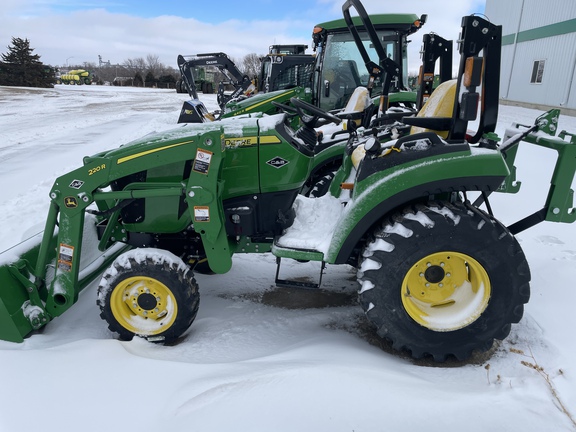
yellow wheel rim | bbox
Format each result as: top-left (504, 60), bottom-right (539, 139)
top-left (401, 252), bottom-right (491, 331)
top-left (110, 276), bottom-right (178, 336)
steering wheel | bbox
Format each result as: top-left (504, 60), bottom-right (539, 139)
top-left (290, 97), bottom-right (342, 127)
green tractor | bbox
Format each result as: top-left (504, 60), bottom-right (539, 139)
top-left (178, 7), bottom-right (426, 124)
top-left (0, 0), bottom-right (575, 362)
top-left (60, 69), bottom-right (93, 85)
top-left (178, 4), bottom-right (428, 196)
top-left (257, 44), bottom-right (315, 94)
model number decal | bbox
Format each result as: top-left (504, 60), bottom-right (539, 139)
top-left (88, 164), bottom-right (106, 175)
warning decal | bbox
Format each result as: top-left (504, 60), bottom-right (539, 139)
top-left (194, 206), bottom-right (210, 222)
top-left (58, 243), bottom-right (75, 272)
top-left (193, 148), bottom-right (213, 174)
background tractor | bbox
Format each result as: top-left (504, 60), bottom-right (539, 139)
top-left (0, 0), bottom-right (574, 363)
top-left (59, 69), bottom-right (93, 85)
top-left (175, 66), bottom-right (214, 95)
top-left (177, 9), bottom-right (426, 124)
top-left (176, 46), bottom-right (314, 113)
top-left (257, 44), bottom-right (315, 93)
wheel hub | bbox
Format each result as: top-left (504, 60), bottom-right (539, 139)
top-left (424, 265), bottom-right (445, 284)
top-left (136, 292), bottom-right (158, 310)
top-left (402, 251), bottom-right (491, 331)
top-left (110, 276), bottom-right (177, 335)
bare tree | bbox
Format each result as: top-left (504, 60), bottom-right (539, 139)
top-left (145, 54), bottom-right (162, 78)
top-left (78, 54), bottom-right (178, 86)
top-left (239, 53), bottom-right (262, 79)
top-left (123, 57), bottom-right (146, 75)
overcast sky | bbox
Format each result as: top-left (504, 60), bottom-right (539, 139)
top-left (2, 0), bottom-right (486, 74)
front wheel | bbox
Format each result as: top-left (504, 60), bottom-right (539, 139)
top-left (97, 248), bottom-right (199, 343)
top-left (357, 201), bottom-right (531, 362)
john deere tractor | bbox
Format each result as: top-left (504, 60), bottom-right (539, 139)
top-left (178, 3), bottom-right (428, 197)
top-left (0, 0), bottom-right (574, 362)
top-left (178, 6), bottom-right (426, 124)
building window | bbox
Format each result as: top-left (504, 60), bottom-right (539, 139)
top-left (530, 60), bottom-right (545, 84)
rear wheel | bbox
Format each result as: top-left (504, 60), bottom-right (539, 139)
top-left (97, 248), bottom-right (199, 343)
top-left (309, 171), bottom-right (336, 198)
top-left (357, 200), bottom-right (531, 361)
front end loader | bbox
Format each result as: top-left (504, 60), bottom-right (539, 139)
top-left (1, 1), bottom-right (574, 363)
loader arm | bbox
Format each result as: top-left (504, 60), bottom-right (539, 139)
top-left (178, 52), bottom-right (254, 108)
top-left (0, 125), bottom-right (231, 342)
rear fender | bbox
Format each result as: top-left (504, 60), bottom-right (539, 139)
top-left (326, 148), bottom-right (509, 264)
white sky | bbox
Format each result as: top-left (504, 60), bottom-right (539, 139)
top-left (1, 0), bottom-right (486, 73)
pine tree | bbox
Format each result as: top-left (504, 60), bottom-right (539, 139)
top-left (0, 37), bottom-right (55, 87)
top-left (144, 71), bottom-right (157, 88)
top-left (133, 72), bottom-right (144, 87)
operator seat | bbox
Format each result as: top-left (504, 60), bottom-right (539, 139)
top-left (350, 80), bottom-right (458, 169)
top-left (407, 79), bottom-right (458, 138)
top-left (338, 86), bottom-right (373, 127)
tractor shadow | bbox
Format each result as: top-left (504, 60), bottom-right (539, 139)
top-left (256, 284), bottom-right (496, 367)
top-left (260, 286), bottom-right (356, 309)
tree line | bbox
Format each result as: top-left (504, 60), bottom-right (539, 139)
top-left (1, 37), bottom-right (264, 89)
top-left (0, 37), bottom-right (56, 87)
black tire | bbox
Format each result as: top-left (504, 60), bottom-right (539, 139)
top-left (309, 171), bottom-right (336, 198)
top-left (357, 200), bottom-right (531, 362)
top-left (97, 248), bottom-right (199, 343)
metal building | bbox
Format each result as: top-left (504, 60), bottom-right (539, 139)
top-left (485, 0), bottom-right (576, 114)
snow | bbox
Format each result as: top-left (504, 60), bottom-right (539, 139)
top-left (414, 280), bottom-right (489, 331)
top-left (276, 194), bottom-right (345, 254)
top-left (1, 85), bottom-right (576, 431)
top-left (97, 247), bottom-right (189, 306)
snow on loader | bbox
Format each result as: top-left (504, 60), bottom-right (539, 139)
top-left (1, 1), bottom-right (575, 362)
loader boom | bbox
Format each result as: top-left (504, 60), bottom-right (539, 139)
top-left (177, 53), bottom-right (255, 108)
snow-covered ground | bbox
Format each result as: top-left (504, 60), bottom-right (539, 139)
top-left (0, 85), bottom-right (575, 431)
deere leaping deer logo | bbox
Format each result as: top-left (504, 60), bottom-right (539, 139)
top-left (64, 196), bottom-right (78, 208)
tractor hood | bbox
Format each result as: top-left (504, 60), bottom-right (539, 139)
top-left (84, 113), bottom-right (270, 166)
top-left (223, 87), bottom-right (308, 117)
